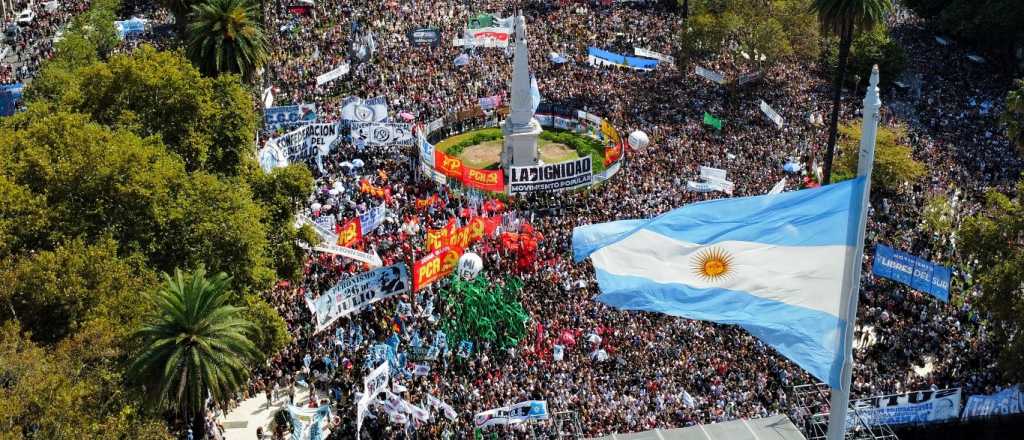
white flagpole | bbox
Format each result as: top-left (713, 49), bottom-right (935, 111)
top-left (826, 65), bottom-right (880, 440)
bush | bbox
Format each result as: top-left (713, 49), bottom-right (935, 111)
top-left (445, 128), bottom-right (502, 156)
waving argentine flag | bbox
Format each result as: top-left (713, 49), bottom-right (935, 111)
top-left (573, 178), bottom-right (867, 388)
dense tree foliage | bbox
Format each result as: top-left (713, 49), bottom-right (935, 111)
top-left (1, 23), bottom-right (307, 436)
top-left (29, 46), bottom-right (259, 174)
top-left (825, 27), bottom-right (906, 89)
top-left (960, 182), bottom-right (1024, 383)
top-left (677, 0), bottom-right (820, 67)
top-left (831, 122), bottom-right (925, 192)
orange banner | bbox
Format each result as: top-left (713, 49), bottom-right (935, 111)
top-left (413, 245), bottom-right (463, 291)
top-left (461, 167), bottom-right (505, 192)
top-left (359, 179), bottom-right (392, 201)
top-left (416, 194), bottom-right (441, 210)
top-left (336, 218), bottom-right (362, 247)
top-left (435, 151), bottom-right (465, 178)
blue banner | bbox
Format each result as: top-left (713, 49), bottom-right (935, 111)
top-left (358, 205), bottom-right (386, 235)
top-left (587, 47), bottom-right (658, 70)
top-left (264, 104), bottom-right (318, 129)
top-left (0, 83), bottom-right (24, 116)
top-left (962, 386), bottom-right (1024, 420)
top-left (872, 244), bottom-right (951, 302)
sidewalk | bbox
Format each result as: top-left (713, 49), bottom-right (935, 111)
top-left (219, 385), bottom-right (314, 439)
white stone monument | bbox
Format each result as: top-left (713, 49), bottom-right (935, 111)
top-left (500, 13), bottom-right (541, 174)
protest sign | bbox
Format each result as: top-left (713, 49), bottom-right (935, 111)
top-left (312, 265), bottom-right (411, 331)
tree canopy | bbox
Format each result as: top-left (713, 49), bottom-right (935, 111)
top-left (959, 181), bottom-right (1024, 383)
top-left (677, 0), bottom-right (820, 67)
top-left (1004, 79), bottom-right (1024, 155)
top-left (1, 40), bottom-right (307, 436)
top-left (831, 122), bottom-right (925, 192)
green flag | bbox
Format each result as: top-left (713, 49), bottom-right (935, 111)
top-left (468, 14), bottom-right (494, 29)
top-left (703, 112), bottom-right (723, 131)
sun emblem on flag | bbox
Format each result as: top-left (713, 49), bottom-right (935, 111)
top-left (691, 247), bottom-right (734, 282)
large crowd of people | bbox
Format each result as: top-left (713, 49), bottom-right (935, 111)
top-left (9, 0), bottom-right (1020, 438)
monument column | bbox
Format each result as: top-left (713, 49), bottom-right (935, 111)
top-left (501, 13), bottom-right (542, 175)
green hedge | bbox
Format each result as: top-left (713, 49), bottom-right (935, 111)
top-left (439, 127), bottom-right (607, 172)
top-left (540, 129), bottom-right (606, 172)
top-left (445, 128), bottom-right (502, 156)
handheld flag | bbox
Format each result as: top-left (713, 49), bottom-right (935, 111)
top-left (703, 112), bottom-right (723, 131)
top-left (573, 178), bottom-right (867, 388)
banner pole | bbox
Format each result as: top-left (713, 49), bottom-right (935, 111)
top-left (826, 65), bottom-right (880, 440)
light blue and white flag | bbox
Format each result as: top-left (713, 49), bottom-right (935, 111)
top-left (530, 75), bottom-right (541, 114)
top-left (573, 178), bottom-right (866, 388)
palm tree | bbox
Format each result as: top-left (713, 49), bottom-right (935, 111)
top-left (128, 267), bottom-right (261, 439)
top-left (186, 0), bottom-right (269, 81)
top-left (812, 0), bottom-right (892, 184)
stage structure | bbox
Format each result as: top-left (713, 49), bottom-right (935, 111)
top-left (500, 12), bottom-right (541, 174)
top-left (792, 383), bottom-right (898, 440)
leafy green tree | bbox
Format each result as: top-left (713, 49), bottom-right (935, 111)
top-left (187, 0), bottom-right (269, 81)
top-left (67, 0), bottom-right (121, 58)
top-left (0, 322), bottom-right (173, 439)
top-left (812, 0), bottom-right (892, 184)
top-left (129, 267), bottom-right (261, 438)
top-left (677, 0), bottom-right (819, 67)
top-left (28, 46), bottom-right (259, 175)
top-left (825, 26), bottom-right (906, 89)
top-left (0, 239), bottom-right (155, 345)
top-left (1004, 79), bottom-right (1024, 155)
top-left (960, 181), bottom-right (1024, 382)
top-left (831, 122), bottom-right (925, 192)
top-left (921, 193), bottom-right (955, 237)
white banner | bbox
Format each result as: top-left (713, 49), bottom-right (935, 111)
top-left (312, 243), bottom-right (382, 267)
top-left (474, 400), bottom-right (549, 428)
top-left (851, 388), bottom-right (961, 427)
top-left (759, 99), bottom-right (784, 129)
top-left (358, 205), bottom-right (387, 236)
top-left (700, 166), bottom-right (728, 182)
top-left (962, 386), bottom-right (1024, 419)
top-left (455, 27), bottom-right (512, 48)
top-left (694, 66), bottom-right (726, 85)
top-left (312, 264), bottom-right (411, 331)
top-left (304, 123), bottom-right (340, 157)
top-left (287, 405), bottom-right (331, 440)
top-left (509, 156), bottom-right (593, 194)
top-left (768, 178), bottom-right (787, 195)
top-left (634, 47), bottom-right (675, 64)
top-left (316, 63), bottom-right (350, 86)
top-left (417, 132), bottom-right (436, 168)
top-left (427, 393), bottom-right (457, 421)
top-left (341, 96), bottom-right (389, 123)
top-left (687, 179), bottom-right (733, 195)
top-left (364, 362), bottom-right (390, 400)
top-left (352, 122), bottom-right (415, 146)
top-left (425, 117), bottom-right (444, 135)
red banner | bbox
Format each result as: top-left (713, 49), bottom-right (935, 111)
top-left (435, 150), bottom-right (465, 178)
top-left (413, 245), bottom-right (463, 291)
top-left (336, 218), bottom-right (362, 247)
top-left (462, 167), bottom-right (505, 192)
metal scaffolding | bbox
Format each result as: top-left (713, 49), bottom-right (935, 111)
top-left (791, 383), bottom-right (899, 440)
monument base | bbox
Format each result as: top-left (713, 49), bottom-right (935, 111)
top-left (501, 118), bottom-right (542, 174)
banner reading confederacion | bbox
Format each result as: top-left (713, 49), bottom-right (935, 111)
top-left (872, 244), bottom-right (952, 302)
top-left (312, 264), bottom-right (411, 332)
top-left (509, 156), bottom-right (593, 194)
top-left (849, 388), bottom-right (961, 427)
